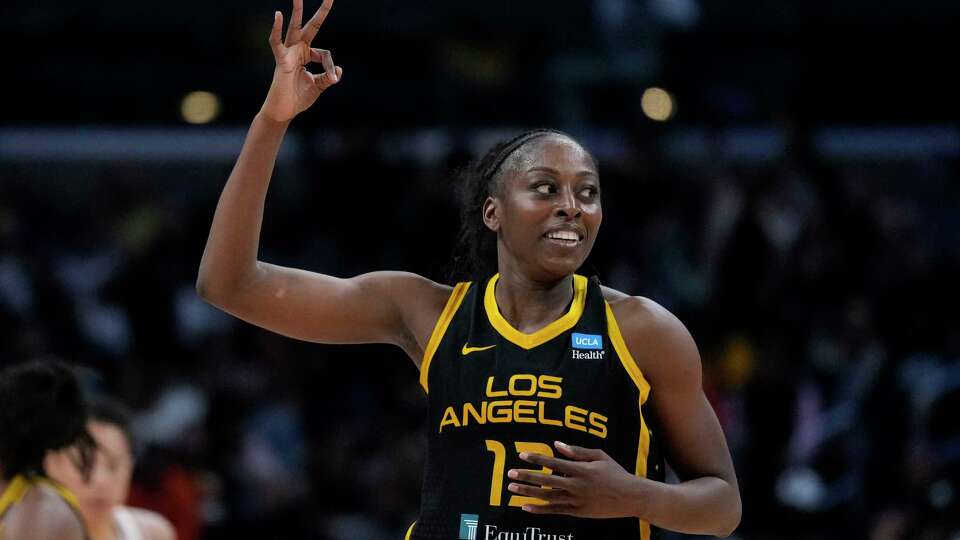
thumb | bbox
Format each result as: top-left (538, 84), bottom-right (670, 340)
top-left (554, 441), bottom-right (607, 461)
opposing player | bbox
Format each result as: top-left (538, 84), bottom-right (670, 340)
top-left (196, 0), bottom-right (741, 537)
top-left (0, 359), bottom-right (94, 540)
top-left (45, 398), bottom-right (177, 540)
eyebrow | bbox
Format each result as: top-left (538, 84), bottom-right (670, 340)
top-left (526, 166), bottom-right (598, 177)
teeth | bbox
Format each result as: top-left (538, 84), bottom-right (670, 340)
top-left (547, 230), bottom-right (579, 241)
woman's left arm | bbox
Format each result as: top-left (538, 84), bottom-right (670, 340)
top-left (619, 296), bottom-right (741, 536)
top-left (509, 296), bottom-right (741, 537)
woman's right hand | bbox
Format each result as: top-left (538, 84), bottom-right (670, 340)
top-left (260, 0), bottom-right (342, 123)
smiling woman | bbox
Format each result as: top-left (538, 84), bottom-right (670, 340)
top-left (195, 0), bottom-right (741, 538)
top-left (447, 129), bottom-right (601, 284)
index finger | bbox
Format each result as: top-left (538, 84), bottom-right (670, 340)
top-left (508, 468), bottom-right (572, 490)
top-left (519, 452), bottom-right (581, 476)
top-left (310, 49), bottom-right (337, 81)
top-left (302, 0), bottom-right (334, 45)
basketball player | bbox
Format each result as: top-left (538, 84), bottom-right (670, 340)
top-left (0, 359), bottom-right (94, 540)
top-left (196, 0), bottom-right (741, 537)
top-left (45, 398), bottom-right (177, 540)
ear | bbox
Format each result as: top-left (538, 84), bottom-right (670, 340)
top-left (482, 196), bottom-right (500, 232)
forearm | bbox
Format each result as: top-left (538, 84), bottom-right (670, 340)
top-left (632, 475), bottom-right (741, 537)
top-left (197, 112), bottom-right (290, 301)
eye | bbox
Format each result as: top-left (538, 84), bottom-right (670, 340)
top-left (580, 185), bottom-right (599, 198)
top-left (533, 182), bottom-right (556, 195)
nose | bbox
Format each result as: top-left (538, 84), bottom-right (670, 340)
top-left (555, 186), bottom-right (582, 219)
top-left (90, 466), bottom-right (110, 488)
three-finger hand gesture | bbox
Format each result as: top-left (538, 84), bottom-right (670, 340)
top-left (261, 0), bottom-right (342, 122)
top-left (506, 441), bottom-right (649, 519)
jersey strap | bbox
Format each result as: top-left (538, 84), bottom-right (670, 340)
top-left (0, 476), bottom-right (31, 519)
top-left (606, 300), bottom-right (657, 540)
top-left (420, 282), bottom-right (472, 393)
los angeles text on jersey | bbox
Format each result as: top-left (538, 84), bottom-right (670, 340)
top-left (483, 525), bottom-right (574, 540)
top-left (438, 374), bottom-right (608, 438)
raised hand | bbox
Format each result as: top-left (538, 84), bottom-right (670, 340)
top-left (506, 441), bottom-right (650, 519)
top-left (261, 0), bottom-right (342, 122)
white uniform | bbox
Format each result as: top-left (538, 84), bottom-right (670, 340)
top-left (114, 507), bottom-right (144, 540)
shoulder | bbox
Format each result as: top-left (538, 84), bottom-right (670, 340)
top-left (5, 485), bottom-right (85, 540)
top-left (357, 271), bottom-right (453, 336)
top-left (360, 271), bottom-right (453, 311)
top-left (601, 286), bottom-right (702, 388)
top-left (601, 285), bottom-right (688, 342)
top-left (346, 271), bottom-right (467, 364)
top-left (128, 506), bottom-right (177, 540)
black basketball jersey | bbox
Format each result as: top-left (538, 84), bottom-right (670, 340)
top-left (407, 274), bottom-right (665, 540)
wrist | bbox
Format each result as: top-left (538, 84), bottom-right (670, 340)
top-left (254, 109), bottom-right (292, 129)
top-left (624, 476), bottom-right (662, 521)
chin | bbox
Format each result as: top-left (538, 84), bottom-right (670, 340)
top-left (84, 502), bottom-right (114, 519)
top-left (536, 255), bottom-right (587, 280)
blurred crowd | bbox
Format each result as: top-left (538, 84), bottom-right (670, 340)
top-left (0, 125), bottom-right (957, 539)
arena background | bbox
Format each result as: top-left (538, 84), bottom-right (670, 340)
top-left (2, 0), bottom-right (958, 538)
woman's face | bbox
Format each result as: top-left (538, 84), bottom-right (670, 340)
top-left (485, 135), bottom-right (602, 280)
top-left (45, 420), bottom-right (133, 521)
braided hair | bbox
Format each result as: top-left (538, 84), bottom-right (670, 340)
top-left (449, 128), bottom-right (594, 282)
top-left (0, 359), bottom-right (95, 480)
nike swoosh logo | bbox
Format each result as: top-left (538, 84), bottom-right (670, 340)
top-left (461, 344), bottom-right (496, 356)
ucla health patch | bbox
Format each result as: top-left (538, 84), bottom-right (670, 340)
top-left (572, 333), bottom-right (603, 350)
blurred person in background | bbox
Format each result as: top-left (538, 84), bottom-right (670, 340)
top-left (0, 359), bottom-right (95, 540)
top-left (46, 397), bottom-right (177, 540)
top-left (196, 0), bottom-right (740, 538)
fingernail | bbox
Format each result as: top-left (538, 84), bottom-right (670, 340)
top-left (507, 483), bottom-right (517, 491)
top-left (555, 441), bottom-right (568, 449)
top-left (507, 469), bottom-right (518, 479)
top-left (519, 452), bottom-right (528, 460)
top-left (522, 505), bottom-right (533, 512)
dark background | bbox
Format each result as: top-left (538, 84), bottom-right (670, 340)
top-left (1, 1), bottom-right (958, 538)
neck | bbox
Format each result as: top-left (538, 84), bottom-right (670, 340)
top-left (87, 512), bottom-right (118, 540)
top-left (494, 268), bottom-right (574, 334)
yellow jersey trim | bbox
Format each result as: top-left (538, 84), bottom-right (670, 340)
top-left (36, 478), bottom-right (81, 511)
top-left (404, 521), bottom-right (416, 540)
top-left (0, 474), bottom-right (83, 520)
top-left (420, 282), bottom-right (472, 393)
top-left (484, 274), bottom-right (588, 350)
top-left (605, 302), bottom-right (651, 402)
top-left (605, 301), bottom-right (653, 540)
top-left (0, 476), bottom-right (30, 518)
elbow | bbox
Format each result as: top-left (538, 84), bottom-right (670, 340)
top-left (195, 266), bottom-right (231, 307)
top-left (196, 262), bottom-right (260, 308)
top-left (195, 269), bottom-right (217, 303)
top-left (714, 492), bottom-right (742, 538)
top-left (195, 275), bottom-right (212, 302)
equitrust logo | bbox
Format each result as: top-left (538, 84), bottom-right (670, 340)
top-left (571, 333), bottom-right (604, 360)
top-left (459, 514), bottom-right (479, 540)
top-left (458, 514), bottom-right (575, 540)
